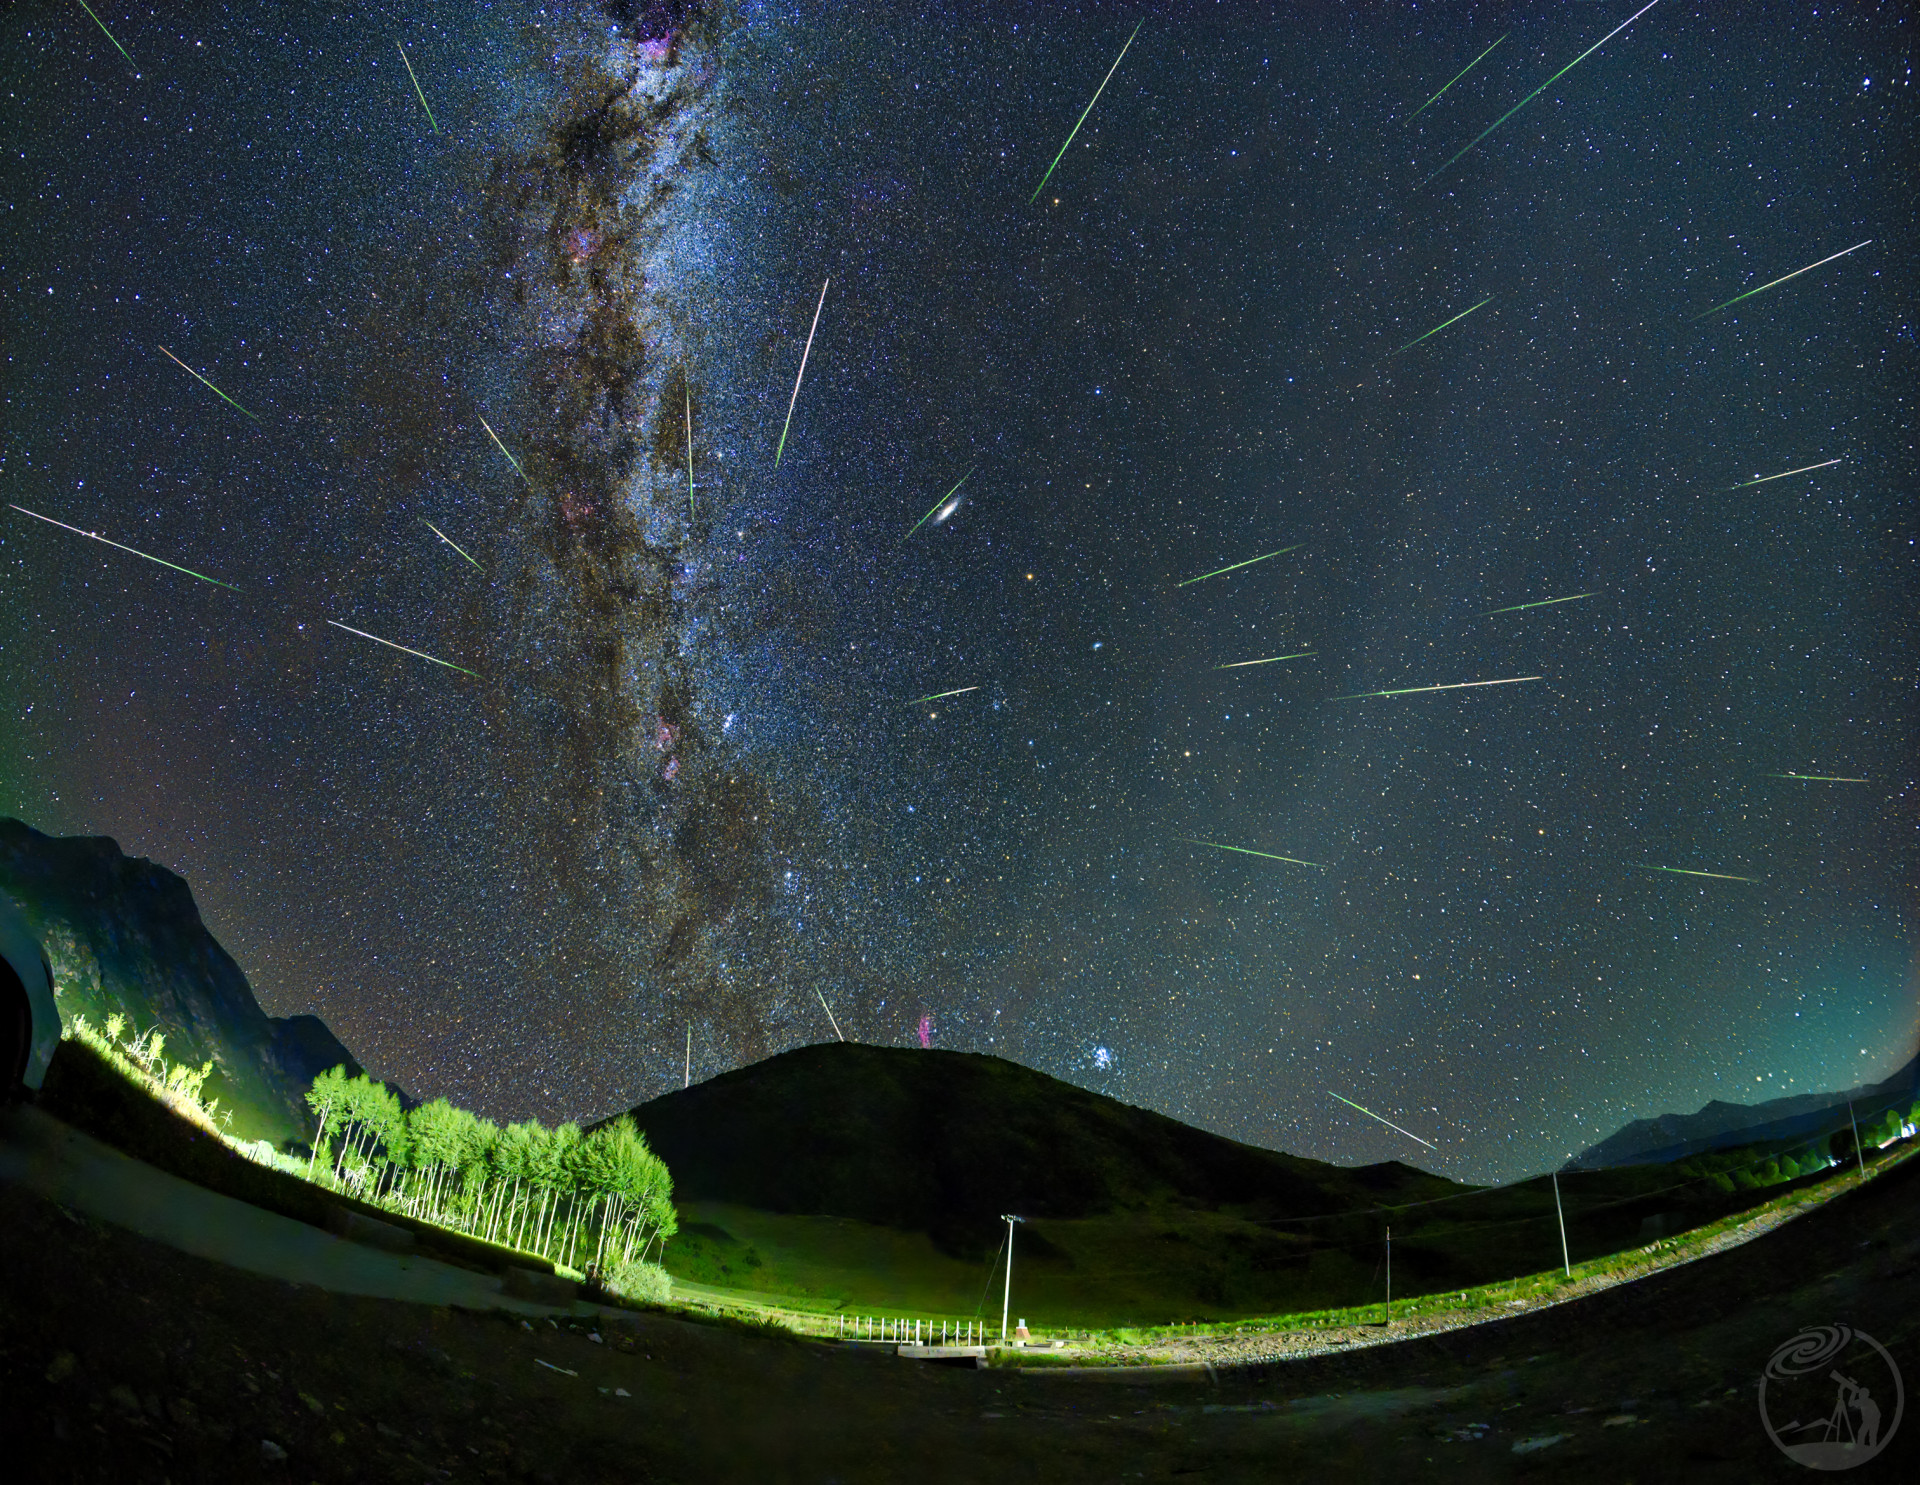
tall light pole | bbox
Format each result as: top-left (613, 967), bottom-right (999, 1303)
top-left (1000, 1214), bottom-right (1023, 1342)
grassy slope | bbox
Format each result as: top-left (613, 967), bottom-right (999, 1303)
top-left (640, 1044), bottom-right (1887, 1326)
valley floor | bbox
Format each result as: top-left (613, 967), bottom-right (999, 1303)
top-left (3, 1108), bottom-right (1917, 1481)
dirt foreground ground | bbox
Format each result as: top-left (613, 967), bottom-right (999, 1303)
top-left (2, 1118), bottom-right (1915, 1483)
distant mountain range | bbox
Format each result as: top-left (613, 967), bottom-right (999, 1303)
top-left (0, 819), bottom-right (360, 1144)
top-left (1564, 1052), bottom-right (1920, 1170)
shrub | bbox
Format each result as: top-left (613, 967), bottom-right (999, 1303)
top-left (606, 1260), bottom-right (673, 1304)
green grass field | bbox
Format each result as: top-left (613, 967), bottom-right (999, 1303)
top-left (658, 1135), bottom-right (1909, 1337)
top-left (663, 1140), bottom-right (1917, 1364)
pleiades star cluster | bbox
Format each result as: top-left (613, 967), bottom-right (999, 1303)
top-left (2, 1), bottom-right (1912, 1183)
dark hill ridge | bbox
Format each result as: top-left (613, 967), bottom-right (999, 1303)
top-left (615, 1041), bottom-right (1471, 1244)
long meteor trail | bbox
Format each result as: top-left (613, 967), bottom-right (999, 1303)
top-left (1425, 0), bottom-right (1664, 184)
top-left (1394, 295), bottom-right (1492, 355)
top-left (1486, 592), bottom-right (1593, 615)
top-left (478, 416), bottom-right (527, 482)
top-left (1693, 241), bottom-right (1872, 320)
top-left (1769, 772), bottom-right (1866, 784)
top-left (1329, 1092), bottom-right (1438, 1151)
top-left (1216, 650), bottom-right (1316, 670)
top-left (774, 277), bottom-right (829, 468)
top-left (905, 466), bottom-right (976, 539)
top-left (326, 620), bottom-right (477, 677)
top-left (1336, 675), bottom-right (1542, 700)
top-left (1729, 458), bottom-right (1842, 489)
top-left (1406, 34), bottom-right (1507, 121)
top-left (396, 42), bottom-right (440, 134)
top-left (1176, 544), bottom-right (1301, 587)
top-left (9, 504), bottom-right (239, 590)
top-left (685, 387), bottom-right (696, 521)
top-left (423, 519), bottom-right (482, 571)
top-left (1182, 838), bottom-right (1325, 870)
top-left (814, 987), bottom-right (845, 1042)
top-left (74, 0), bottom-right (136, 68)
top-left (158, 346), bottom-right (260, 423)
top-left (1030, 20), bottom-right (1144, 203)
top-left (1629, 864), bottom-right (1756, 883)
top-left (909, 686), bottom-right (979, 706)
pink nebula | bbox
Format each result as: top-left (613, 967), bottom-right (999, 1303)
top-left (917, 1014), bottom-right (932, 1049)
top-left (564, 226), bottom-right (602, 265)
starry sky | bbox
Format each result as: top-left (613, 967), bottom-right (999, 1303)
top-left (2, 1), bottom-right (1914, 1184)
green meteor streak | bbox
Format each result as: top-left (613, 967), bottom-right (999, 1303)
top-left (1406, 33), bottom-right (1508, 121)
top-left (478, 416), bottom-right (527, 483)
top-left (1181, 838), bottom-right (1325, 871)
top-left (422, 519), bottom-right (482, 571)
top-left (1216, 650), bottom-right (1316, 670)
top-left (10, 504), bottom-right (239, 590)
top-left (1393, 295), bottom-right (1493, 355)
top-left (396, 42), bottom-right (440, 134)
top-left (1693, 241), bottom-right (1872, 321)
top-left (1328, 1092), bottom-right (1438, 1151)
top-left (774, 277), bottom-right (830, 468)
top-left (1769, 772), bottom-right (1866, 784)
top-left (1176, 544), bottom-right (1302, 587)
top-left (909, 686), bottom-right (979, 706)
top-left (1629, 864), bottom-right (1756, 884)
top-left (905, 466), bottom-right (976, 540)
top-left (1485, 591), bottom-right (1593, 615)
top-left (326, 620), bottom-right (477, 677)
top-left (1730, 458), bottom-right (1842, 489)
top-left (1030, 21), bottom-right (1144, 204)
top-left (74, 0), bottom-right (136, 68)
top-left (1336, 675), bottom-right (1542, 700)
top-left (1425, 0), bottom-right (1665, 184)
top-left (158, 346), bottom-right (260, 423)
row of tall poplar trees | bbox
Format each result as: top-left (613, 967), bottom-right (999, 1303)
top-left (303, 1066), bottom-right (677, 1282)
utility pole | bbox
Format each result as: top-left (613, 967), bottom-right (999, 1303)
top-left (1848, 1100), bottom-right (1865, 1176)
top-left (1000, 1214), bottom-right (1023, 1342)
top-left (684, 1024), bottom-right (691, 1089)
top-left (1384, 1225), bottom-right (1392, 1324)
top-left (1552, 1171), bottom-right (1571, 1277)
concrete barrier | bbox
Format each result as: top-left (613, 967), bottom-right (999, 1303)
top-left (896, 1345), bottom-right (987, 1368)
top-left (324, 1205), bottom-right (417, 1253)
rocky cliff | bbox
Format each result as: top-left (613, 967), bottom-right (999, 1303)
top-left (0, 819), bottom-right (359, 1145)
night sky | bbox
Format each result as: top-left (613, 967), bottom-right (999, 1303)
top-left (3, 1), bottom-right (1914, 1183)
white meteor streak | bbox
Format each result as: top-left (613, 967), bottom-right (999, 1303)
top-left (774, 277), bottom-right (830, 468)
